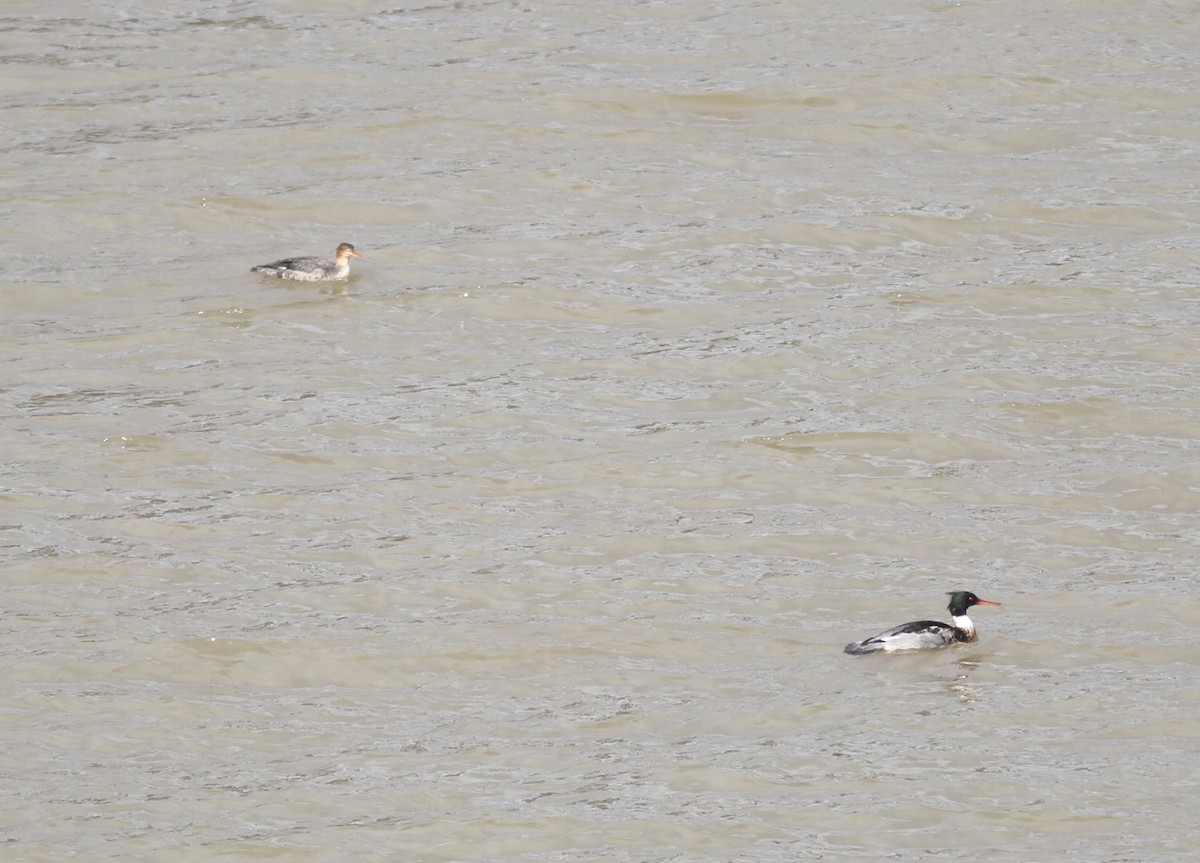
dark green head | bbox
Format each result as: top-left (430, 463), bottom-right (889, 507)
top-left (946, 591), bottom-right (1001, 617)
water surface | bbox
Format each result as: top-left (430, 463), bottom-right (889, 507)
top-left (4, 1), bottom-right (1200, 860)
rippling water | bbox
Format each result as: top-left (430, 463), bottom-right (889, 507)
top-left (4, 1), bottom-right (1200, 860)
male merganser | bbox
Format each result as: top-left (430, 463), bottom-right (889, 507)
top-left (844, 591), bottom-right (1001, 655)
top-left (251, 242), bottom-right (361, 281)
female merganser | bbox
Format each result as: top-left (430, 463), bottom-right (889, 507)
top-left (844, 591), bottom-right (1001, 655)
top-left (251, 242), bottom-right (361, 281)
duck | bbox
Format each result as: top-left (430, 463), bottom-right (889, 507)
top-left (844, 591), bottom-right (1001, 655)
top-left (251, 242), bottom-right (361, 281)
